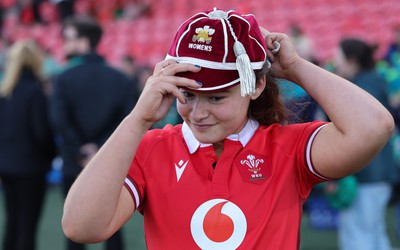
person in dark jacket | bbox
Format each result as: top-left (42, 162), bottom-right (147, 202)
top-left (0, 40), bottom-right (56, 250)
top-left (334, 38), bottom-right (399, 250)
top-left (50, 15), bottom-right (134, 250)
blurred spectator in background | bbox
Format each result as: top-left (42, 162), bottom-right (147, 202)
top-left (334, 38), bottom-right (399, 250)
top-left (53, 0), bottom-right (75, 21)
top-left (50, 15), bottom-right (134, 250)
top-left (136, 63), bottom-right (152, 91)
top-left (117, 55), bottom-right (181, 128)
top-left (42, 47), bottom-right (63, 79)
top-left (289, 24), bottom-right (316, 63)
top-left (279, 24), bottom-right (319, 123)
top-left (0, 40), bottom-right (56, 250)
top-left (119, 54), bottom-right (141, 101)
top-left (384, 24), bottom-right (400, 66)
top-left (119, 0), bottom-right (152, 20)
top-left (17, 0), bottom-right (44, 25)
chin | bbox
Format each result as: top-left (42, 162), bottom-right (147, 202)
top-left (194, 133), bottom-right (224, 145)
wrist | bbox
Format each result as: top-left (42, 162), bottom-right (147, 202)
top-left (124, 111), bottom-right (153, 133)
top-left (283, 57), bottom-right (311, 84)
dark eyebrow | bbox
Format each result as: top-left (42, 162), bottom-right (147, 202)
top-left (208, 90), bottom-right (231, 95)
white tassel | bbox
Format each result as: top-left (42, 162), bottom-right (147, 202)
top-left (234, 41), bottom-right (256, 97)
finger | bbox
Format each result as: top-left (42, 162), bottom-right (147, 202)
top-left (157, 75), bottom-right (203, 90)
top-left (173, 88), bottom-right (187, 104)
top-left (150, 79), bottom-right (188, 104)
top-left (157, 63), bottom-right (202, 77)
top-left (259, 26), bottom-right (270, 37)
top-left (271, 41), bottom-right (280, 54)
top-left (264, 33), bottom-right (280, 50)
top-left (154, 59), bottom-right (178, 73)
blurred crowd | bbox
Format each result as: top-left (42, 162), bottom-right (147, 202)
top-left (0, 1), bottom-right (400, 250)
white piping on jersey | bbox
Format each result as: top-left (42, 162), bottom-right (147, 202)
top-left (124, 177), bottom-right (140, 209)
top-left (306, 124), bottom-right (330, 180)
top-left (182, 119), bottom-right (259, 154)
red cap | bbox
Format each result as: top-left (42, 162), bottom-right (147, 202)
top-left (166, 8), bottom-right (267, 92)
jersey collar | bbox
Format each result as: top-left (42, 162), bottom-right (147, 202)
top-left (182, 119), bottom-right (259, 154)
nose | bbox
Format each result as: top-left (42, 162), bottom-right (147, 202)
top-left (190, 98), bottom-right (209, 121)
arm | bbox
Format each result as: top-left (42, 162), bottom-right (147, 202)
top-left (262, 30), bottom-right (395, 179)
top-left (62, 60), bottom-right (201, 243)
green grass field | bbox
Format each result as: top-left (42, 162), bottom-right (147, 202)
top-left (0, 186), bottom-right (399, 250)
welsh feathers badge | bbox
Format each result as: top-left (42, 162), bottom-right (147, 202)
top-left (235, 150), bottom-right (270, 184)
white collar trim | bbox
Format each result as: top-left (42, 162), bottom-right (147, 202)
top-left (182, 119), bottom-right (259, 154)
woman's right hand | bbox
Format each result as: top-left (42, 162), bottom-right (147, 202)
top-left (259, 27), bottom-right (303, 81)
top-left (131, 59), bottom-right (202, 127)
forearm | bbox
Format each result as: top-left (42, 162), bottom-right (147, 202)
top-left (288, 58), bottom-right (394, 177)
top-left (288, 58), bottom-right (393, 137)
top-left (62, 112), bottom-right (151, 241)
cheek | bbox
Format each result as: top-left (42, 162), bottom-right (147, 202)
top-left (218, 99), bottom-right (250, 121)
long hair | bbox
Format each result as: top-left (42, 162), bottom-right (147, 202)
top-left (0, 40), bottom-right (46, 97)
top-left (249, 63), bottom-right (288, 126)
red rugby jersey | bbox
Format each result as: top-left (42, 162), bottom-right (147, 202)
top-left (124, 119), bottom-right (328, 249)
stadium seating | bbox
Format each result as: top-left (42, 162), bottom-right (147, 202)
top-left (1, 0), bottom-right (399, 66)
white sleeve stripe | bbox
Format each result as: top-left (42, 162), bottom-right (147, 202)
top-left (124, 178), bottom-right (140, 209)
top-left (306, 124), bottom-right (330, 180)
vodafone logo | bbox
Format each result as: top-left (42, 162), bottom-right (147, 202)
top-left (190, 199), bottom-right (247, 250)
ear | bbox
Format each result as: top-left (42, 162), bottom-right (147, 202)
top-left (250, 76), bottom-right (266, 100)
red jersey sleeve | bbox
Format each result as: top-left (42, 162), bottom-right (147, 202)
top-left (292, 121), bottom-right (331, 197)
top-left (123, 129), bottom-right (161, 213)
top-left (124, 124), bottom-right (180, 213)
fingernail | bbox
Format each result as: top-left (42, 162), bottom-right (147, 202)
top-left (194, 64), bottom-right (201, 68)
top-left (196, 81), bottom-right (203, 86)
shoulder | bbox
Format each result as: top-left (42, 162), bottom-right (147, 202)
top-left (258, 121), bottom-right (326, 136)
top-left (255, 121), bottom-right (327, 148)
top-left (136, 124), bottom-right (183, 158)
top-left (142, 124), bottom-right (183, 146)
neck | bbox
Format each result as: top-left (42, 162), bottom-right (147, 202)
top-left (213, 143), bottom-right (224, 158)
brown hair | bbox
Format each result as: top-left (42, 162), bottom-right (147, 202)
top-left (249, 63), bottom-right (288, 126)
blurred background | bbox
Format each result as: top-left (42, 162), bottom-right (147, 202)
top-left (1, 0), bottom-right (400, 249)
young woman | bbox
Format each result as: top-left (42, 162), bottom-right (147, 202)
top-left (62, 9), bottom-right (394, 249)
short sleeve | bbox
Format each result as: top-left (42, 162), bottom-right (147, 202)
top-left (123, 125), bottom-right (180, 213)
top-left (124, 132), bottom-right (153, 213)
top-left (294, 121), bottom-right (331, 197)
top-left (124, 156), bottom-right (145, 213)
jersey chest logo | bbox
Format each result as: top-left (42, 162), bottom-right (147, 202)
top-left (175, 159), bottom-right (189, 181)
top-left (235, 150), bottom-right (270, 184)
top-left (190, 199), bottom-right (247, 249)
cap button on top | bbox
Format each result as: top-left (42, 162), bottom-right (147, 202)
top-left (208, 9), bottom-right (228, 19)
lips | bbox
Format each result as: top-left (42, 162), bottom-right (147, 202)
top-left (192, 123), bottom-right (213, 131)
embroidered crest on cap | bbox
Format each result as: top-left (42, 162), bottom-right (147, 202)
top-left (192, 26), bottom-right (215, 44)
